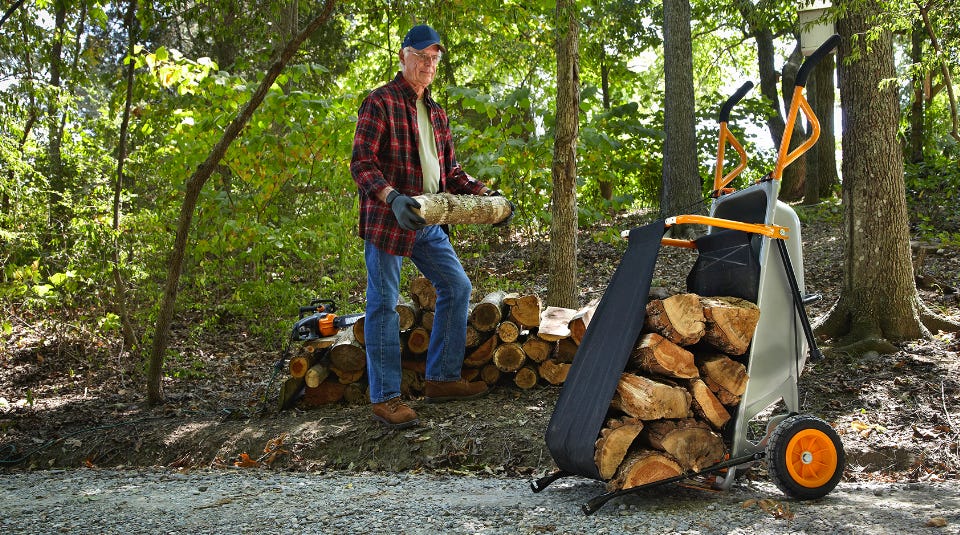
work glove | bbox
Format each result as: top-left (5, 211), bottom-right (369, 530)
top-left (487, 190), bottom-right (515, 228)
top-left (386, 190), bottom-right (426, 231)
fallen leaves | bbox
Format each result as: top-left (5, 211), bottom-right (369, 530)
top-left (743, 498), bottom-right (795, 520)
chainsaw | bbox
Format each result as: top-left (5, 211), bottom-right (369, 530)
top-left (290, 299), bottom-right (364, 341)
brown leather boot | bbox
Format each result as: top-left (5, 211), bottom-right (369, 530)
top-left (424, 379), bottom-right (489, 403)
top-left (371, 397), bottom-right (419, 429)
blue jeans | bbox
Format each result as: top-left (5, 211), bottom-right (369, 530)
top-left (364, 226), bottom-right (472, 404)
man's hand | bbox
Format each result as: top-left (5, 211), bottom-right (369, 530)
top-left (487, 190), bottom-right (515, 228)
top-left (387, 190), bottom-right (426, 231)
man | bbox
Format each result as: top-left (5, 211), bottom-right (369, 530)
top-left (350, 24), bottom-right (514, 429)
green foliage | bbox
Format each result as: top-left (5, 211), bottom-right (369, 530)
top-left (905, 155), bottom-right (960, 244)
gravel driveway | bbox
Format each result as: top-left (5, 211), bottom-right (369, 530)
top-left (1, 469), bottom-right (958, 534)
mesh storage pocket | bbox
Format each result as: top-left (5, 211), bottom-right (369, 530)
top-left (686, 229), bottom-right (761, 303)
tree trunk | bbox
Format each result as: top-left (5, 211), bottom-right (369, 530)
top-left (778, 46), bottom-right (808, 202)
top-left (147, 0), bottom-right (338, 405)
top-left (660, 0), bottom-right (700, 238)
top-left (908, 22), bottom-right (925, 164)
top-left (548, 0), bottom-right (580, 309)
top-left (805, 52), bottom-right (839, 202)
top-left (46, 0), bottom-right (67, 244)
top-left (817, 2), bottom-right (959, 351)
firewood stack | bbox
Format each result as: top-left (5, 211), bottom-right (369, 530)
top-left (597, 293), bottom-right (760, 492)
top-left (281, 277), bottom-right (601, 410)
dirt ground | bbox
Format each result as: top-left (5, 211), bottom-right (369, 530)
top-left (2, 212), bottom-right (959, 490)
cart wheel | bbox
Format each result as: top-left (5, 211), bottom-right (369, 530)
top-left (767, 414), bottom-right (845, 500)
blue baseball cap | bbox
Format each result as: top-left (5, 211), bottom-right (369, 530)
top-left (402, 24), bottom-right (447, 53)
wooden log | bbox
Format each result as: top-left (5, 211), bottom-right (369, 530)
top-left (297, 380), bottom-right (345, 408)
top-left (396, 299), bottom-right (421, 331)
top-left (461, 367), bottom-right (480, 382)
top-left (569, 299), bottom-right (599, 344)
top-left (304, 362), bottom-right (331, 388)
top-left (496, 320), bottom-right (521, 343)
top-left (521, 335), bottom-right (553, 363)
top-left (331, 366), bottom-right (365, 385)
top-left (410, 276), bottom-right (437, 311)
top-left (555, 338), bottom-right (579, 364)
top-left (411, 192), bottom-right (513, 226)
top-left (513, 366), bottom-right (539, 390)
top-left (329, 327), bottom-right (366, 373)
top-left (643, 418), bottom-right (727, 472)
top-left (405, 326), bottom-right (431, 355)
top-left (688, 378), bottom-right (731, 430)
top-left (401, 358), bottom-right (426, 375)
top-left (352, 316), bottom-right (365, 346)
top-left (696, 353), bottom-right (748, 396)
top-left (607, 450), bottom-right (683, 491)
top-left (645, 293), bottom-right (705, 346)
top-left (480, 363), bottom-right (501, 385)
top-left (288, 350), bottom-right (318, 379)
top-left (343, 382), bottom-right (366, 404)
top-left (703, 376), bottom-right (741, 406)
top-left (504, 293), bottom-right (541, 327)
top-left (492, 342), bottom-right (526, 372)
top-left (700, 296), bottom-right (761, 355)
top-left (470, 290), bottom-right (507, 332)
top-left (628, 333), bottom-right (699, 379)
top-left (463, 334), bottom-right (498, 367)
top-left (611, 373), bottom-right (692, 421)
top-left (465, 324), bottom-right (483, 348)
top-left (594, 416), bottom-right (644, 480)
top-left (537, 359), bottom-right (571, 385)
top-left (421, 310), bottom-right (434, 331)
top-left (278, 376), bottom-right (305, 411)
top-left (538, 306), bottom-right (576, 341)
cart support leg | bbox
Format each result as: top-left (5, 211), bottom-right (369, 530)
top-left (775, 239), bottom-right (823, 362)
top-left (530, 470), bottom-right (572, 492)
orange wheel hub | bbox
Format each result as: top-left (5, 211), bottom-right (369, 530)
top-left (785, 428), bottom-right (839, 488)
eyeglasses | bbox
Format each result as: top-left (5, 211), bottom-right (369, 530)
top-left (408, 50), bottom-right (442, 65)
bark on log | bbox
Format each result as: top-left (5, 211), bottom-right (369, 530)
top-left (465, 325), bottom-right (483, 348)
top-left (496, 320), bottom-right (521, 343)
top-left (538, 306), bottom-right (576, 341)
top-left (396, 299), bottom-right (421, 331)
top-left (411, 192), bottom-right (513, 226)
top-left (611, 373), bottom-right (692, 420)
top-left (401, 368), bottom-right (424, 396)
top-left (513, 366), bottom-right (539, 390)
top-left (331, 366), bottom-right (364, 385)
top-left (628, 333), bottom-right (699, 379)
top-left (504, 293), bottom-right (541, 327)
top-left (555, 338), bottom-right (579, 363)
top-left (594, 416), bottom-right (644, 480)
top-left (298, 380), bottom-right (345, 408)
top-left (470, 290), bottom-right (507, 332)
top-left (521, 335), bottom-right (553, 363)
top-left (696, 353), bottom-right (748, 396)
top-left (421, 310), bottom-right (434, 331)
top-left (461, 367), bottom-right (480, 382)
top-left (645, 293), bottom-right (705, 346)
top-left (492, 342), bottom-right (526, 372)
top-left (410, 277), bottom-right (437, 311)
top-left (463, 334), bottom-right (498, 367)
top-left (329, 327), bottom-right (366, 373)
top-left (607, 450), bottom-right (683, 491)
top-left (569, 299), bottom-right (598, 344)
top-left (643, 418), bottom-right (726, 472)
top-left (538, 359), bottom-right (571, 385)
top-left (688, 378), bottom-right (731, 429)
top-left (304, 362), bottom-right (331, 388)
top-left (343, 382), bottom-right (366, 404)
top-left (700, 296), bottom-right (761, 355)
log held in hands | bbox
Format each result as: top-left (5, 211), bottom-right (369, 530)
top-left (412, 193), bottom-right (512, 226)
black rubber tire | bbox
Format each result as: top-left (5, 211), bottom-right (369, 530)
top-left (767, 414), bottom-right (845, 500)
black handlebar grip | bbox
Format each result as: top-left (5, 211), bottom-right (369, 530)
top-left (795, 34), bottom-right (840, 88)
top-left (719, 81), bottom-right (754, 123)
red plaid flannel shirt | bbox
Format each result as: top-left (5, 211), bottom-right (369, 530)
top-left (350, 72), bottom-right (487, 257)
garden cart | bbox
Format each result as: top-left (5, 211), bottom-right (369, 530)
top-left (532, 35), bottom-right (845, 515)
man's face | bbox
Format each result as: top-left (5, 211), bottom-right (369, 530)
top-left (400, 44), bottom-right (442, 91)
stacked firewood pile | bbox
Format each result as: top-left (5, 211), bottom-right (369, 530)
top-left (597, 293), bottom-right (760, 492)
top-left (278, 277), bottom-right (598, 410)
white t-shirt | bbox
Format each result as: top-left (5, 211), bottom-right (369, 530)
top-left (417, 98), bottom-right (441, 194)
